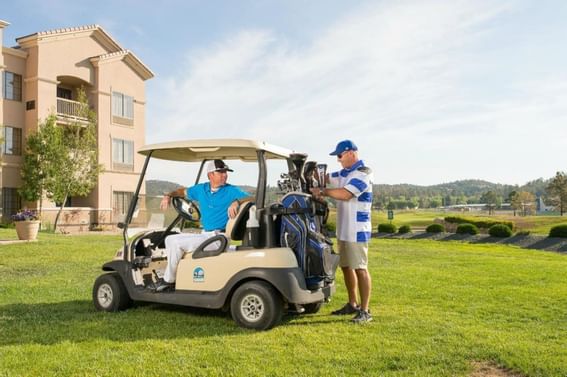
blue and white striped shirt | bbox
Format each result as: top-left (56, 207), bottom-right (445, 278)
top-left (328, 160), bottom-right (373, 243)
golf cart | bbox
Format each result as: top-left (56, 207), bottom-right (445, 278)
top-left (93, 139), bottom-right (339, 330)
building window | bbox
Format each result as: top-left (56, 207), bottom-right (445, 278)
top-left (113, 191), bottom-right (133, 217)
top-left (2, 188), bottom-right (21, 222)
top-left (112, 92), bottom-right (134, 125)
top-left (2, 127), bottom-right (22, 156)
top-left (4, 71), bottom-right (22, 101)
top-left (112, 139), bottom-right (134, 170)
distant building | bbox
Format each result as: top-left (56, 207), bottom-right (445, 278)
top-left (0, 21), bottom-right (153, 230)
top-left (536, 196), bottom-right (554, 213)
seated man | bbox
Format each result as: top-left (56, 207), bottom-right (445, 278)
top-left (156, 159), bottom-right (252, 291)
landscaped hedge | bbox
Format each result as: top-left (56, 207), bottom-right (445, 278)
top-left (549, 224), bottom-right (567, 238)
top-left (489, 224), bottom-right (512, 237)
top-left (426, 223), bottom-right (445, 233)
top-left (378, 223), bottom-right (397, 233)
top-left (398, 225), bottom-right (411, 234)
top-left (456, 223), bottom-right (479, 235)
top-left (444, 216), bottom-right (514, 230)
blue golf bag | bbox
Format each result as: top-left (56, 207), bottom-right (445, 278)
top-left (279, 192), bottom-right (339, 289)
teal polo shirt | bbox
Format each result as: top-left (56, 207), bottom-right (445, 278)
top-left (186, 183), bottom-right (249, 231)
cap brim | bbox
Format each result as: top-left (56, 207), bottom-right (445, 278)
top-left (215, 168), bottom-right (234, 172)
top-left (329, 150), bottom-right (339, 156)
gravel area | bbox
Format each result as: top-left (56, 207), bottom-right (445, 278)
top-left (375, 232), bottom-right (567, 253)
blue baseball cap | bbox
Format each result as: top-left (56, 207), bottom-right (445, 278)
top-left (329, 140), bottom-right (358, 156)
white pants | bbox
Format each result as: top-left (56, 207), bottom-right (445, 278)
top-left (163, 231), bottom-right (218, 283)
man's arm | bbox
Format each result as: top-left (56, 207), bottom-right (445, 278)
top-left (228, 196), bottom-right (254, 218)
top-left (311, 187), bottom-right (353, 201)
top-left (160, 187), bottom-right (187, 210)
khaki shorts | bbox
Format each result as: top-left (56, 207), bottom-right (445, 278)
top-left (337, 240), bottom-right (368, 269)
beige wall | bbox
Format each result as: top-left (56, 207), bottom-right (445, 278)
top-left (1, 24), bottom-right (152, 228)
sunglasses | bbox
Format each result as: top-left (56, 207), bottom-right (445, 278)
top-left (337, 151), bottom-right (350, 159)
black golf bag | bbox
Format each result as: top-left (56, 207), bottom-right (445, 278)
top-left (279, 192), bottom-right (339, 289)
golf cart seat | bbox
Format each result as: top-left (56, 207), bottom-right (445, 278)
top-left (225, 201), bottom-right (254, 241)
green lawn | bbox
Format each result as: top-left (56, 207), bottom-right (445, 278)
top-left (1, 229), bottom-right (566, 376)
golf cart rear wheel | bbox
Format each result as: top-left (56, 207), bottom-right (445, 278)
top-left (93, 273), bottom-right (132, 312)
top-left (302, 302), bottom-right (322, 314)
top-left (230, 281), bottom-right (283, 330)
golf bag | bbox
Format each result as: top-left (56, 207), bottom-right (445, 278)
top-left (279, 192), bottom-right (339, 288)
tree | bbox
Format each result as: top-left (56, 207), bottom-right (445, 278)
top-left (20, 88), bottom-right (103, 231)
top-left (480, 191), bottom-right (501, 215)
top-left (547, 171), bottom-right (567, 216)
top-left (510, 191), bottom-right (536, 216)
top-left (20, 114), bottom-right (62, 222)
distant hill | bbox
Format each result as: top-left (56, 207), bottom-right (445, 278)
top-left (147, 177), bottom-right (552, 209)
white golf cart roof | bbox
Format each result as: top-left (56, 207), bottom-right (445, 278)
top-left (138, 139), bottom-right (294, 162)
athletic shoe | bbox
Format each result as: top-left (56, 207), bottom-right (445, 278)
top-left (331, 302), bottom-right (360, 315)
top-left (351, 310), bottom-right (373, 324)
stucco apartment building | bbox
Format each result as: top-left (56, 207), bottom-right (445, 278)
top-left (0, 21), bottom-right (153, 230)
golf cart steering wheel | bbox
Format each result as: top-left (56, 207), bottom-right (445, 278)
top-left (171, 197), bottom-right (201, 222)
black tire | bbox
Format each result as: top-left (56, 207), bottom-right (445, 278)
top-left (302, 302), bottom-right (322, 314)
top-left (230, 281), bottom-right (283, 330)
top-left (93, 273), bottom-right (132, 312)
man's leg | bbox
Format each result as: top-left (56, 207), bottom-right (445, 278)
top-left (163, 233), bottom-right (213, 283)
top-left (342, 266), bottom-right (358, 306)
top-left (355, 268), bottom-right (371, 312)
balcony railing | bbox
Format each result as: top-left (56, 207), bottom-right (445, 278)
top-left (57, 98), bottom-right (88, 121)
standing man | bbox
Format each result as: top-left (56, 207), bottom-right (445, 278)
top-left (156, 159), bottom-right (252, 292)
top-left (311, 140), bottom-right (373, 323)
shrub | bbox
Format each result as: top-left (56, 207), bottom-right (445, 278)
top-left (426, 223), bottom-right (445, 233)
top-left (444, 216), bottom-right (514, 231)
top-left (456, 223), bottom-right (479, 235)
top-left (489, 224), bottom-right (512, 237)
top-left (378, 223), bottom-right (397, 233)
top-left (549, 224), bottom-right (567, 238)
top-left (398, 225), bottom-right (411, 234)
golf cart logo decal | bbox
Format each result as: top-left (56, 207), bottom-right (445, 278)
top-left (193, 267), bottom-right (205, 282)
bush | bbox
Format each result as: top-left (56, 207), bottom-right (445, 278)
top-left (456, 223), bottom-right (479, 235)
top-left (444, 216), bottom-right (514, 231)
top-left (549, 224), bottom-right (567, 238)
top-left (378, 223), bottom-right (397, 233)
top-left (426, 223), bottom-right (445, 233)
top-left (489, 224), bottom-right (512, 237)
top-left (398, 225), bottom-right (411, 234)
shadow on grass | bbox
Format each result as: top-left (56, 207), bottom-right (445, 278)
top-left (0, 300), bottom-right (247, 345)
top-left (0, 300), bottom-right (333, 345)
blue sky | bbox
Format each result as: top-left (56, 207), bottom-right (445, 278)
top-left (3, 0), bottom-right (567, 186)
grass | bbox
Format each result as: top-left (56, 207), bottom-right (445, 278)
top-left (0, 229), bottom-right (566, 376)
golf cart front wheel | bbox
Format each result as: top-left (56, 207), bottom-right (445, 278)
top-left (93, 273), bottom-right (132, 312)
top-left (230, 281), bottom-right (283, 330)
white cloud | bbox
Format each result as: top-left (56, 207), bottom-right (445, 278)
top-left (147, 0), bottom-right (567, 185)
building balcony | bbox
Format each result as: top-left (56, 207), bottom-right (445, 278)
top-left (56, 98), bottom-right (89, 123)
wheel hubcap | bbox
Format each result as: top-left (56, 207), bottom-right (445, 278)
top-left (97, 283), bottom-right (113, 309)
top-left (240, 293), bottom-right (264, 322)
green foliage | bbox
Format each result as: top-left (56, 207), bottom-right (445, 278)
top-left (456, 223), bottom-right (479, 235)
top-left (516, 230), bottom-right (531, 236)
top-left (426, 223), bottom-right (445, 233)
top-left (377, 223), bottom-right (397, 233)
top-left (444, 216), bottom-right (514, 230)
top-left (398, 225), bottom-right (411, 234)
top-left (488, 224), bottom-right (512, 237)
top-left (21, 88), bottom-right (103, 231)
top-left (546, 171), bottom-right (567, 215)
top-left (549, 224), bottom-right (567, 238)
